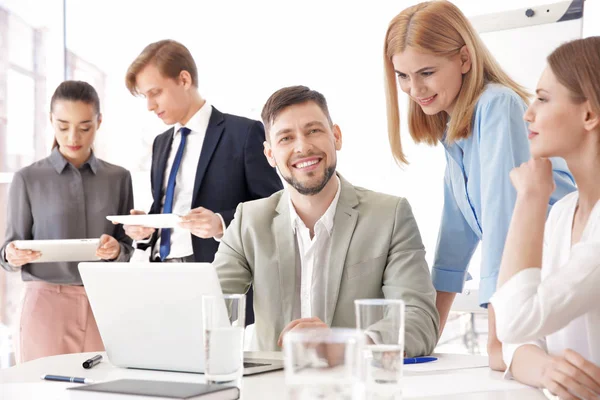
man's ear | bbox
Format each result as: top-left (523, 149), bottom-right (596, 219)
top-left (460, 45), bottom-right (472, 75)
top-left (96, 113), bottom-right (103, 130)
top-left (263, 140), bottom-right (277, 168)
top-left (332, 124), bottom-right (343, 151)
top-left (179, 70), bottom-right (193, 89)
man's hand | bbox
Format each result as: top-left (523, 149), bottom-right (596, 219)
top-left (96, 234), bottom-right (121, 260)
top-left (5, 242), bottom-right (41, 267)
top-left (279, 318), bottom-right (348, 367)
top-left (122, 210), bottom-right (155, 241)
top-left (541, 349), bottom-right (600, 400)
top-left (179, 207), bottom-right (224, 239)
top-left (278, 317), bottom-right (328, 347)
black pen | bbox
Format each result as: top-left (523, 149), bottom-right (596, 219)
top-left (82, 354), bottom-right (103, 369)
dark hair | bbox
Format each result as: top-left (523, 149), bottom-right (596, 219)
top-left (125, 39), bottom-right (198, 95)
top-left (261, 85), bottom-right (333, 139)
top-left (50, 80), bottom-right (101, 149)
top-left (547, 37), bottom-right (600, 115)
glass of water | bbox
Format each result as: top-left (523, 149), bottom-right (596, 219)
top-left (355, 299), bottom-right (405, 400)
top-left (284, 328), bottom-right (365, 400)
top-left (202, 293), bottom-right (245, 387)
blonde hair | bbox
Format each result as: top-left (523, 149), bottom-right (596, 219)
top-left (384, 0), bottom-right (529, 164)
top-left (547, 37), bottom-right (600, 118)
top-left (125, 40), bottom-right (198, 95)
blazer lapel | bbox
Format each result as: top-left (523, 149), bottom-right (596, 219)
top-left (192, 107), bottom-right (225, 205)
top-left (325, 175), bottom-right (358, 326)
top-left (152, 129), bottom-right (174, 213)
top-left (274, 192), bottom-right (296, 325)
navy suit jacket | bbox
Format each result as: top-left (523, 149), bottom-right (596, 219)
top-left (142, 106), bottom-right (283, 323)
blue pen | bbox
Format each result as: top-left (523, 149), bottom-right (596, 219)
top-left (403, 356), bottom-right (438, 364)
top-left (41, 374), bottom-right (95, 384)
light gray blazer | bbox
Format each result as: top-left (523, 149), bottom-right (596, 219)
top-left (213, 175), bottom-right (439, 356)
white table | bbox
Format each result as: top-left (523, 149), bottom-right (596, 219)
top-left (0, 351), bottom-right (546, 399)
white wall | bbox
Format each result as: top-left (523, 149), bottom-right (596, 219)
top-left (60, 1), bottom-right (590, 284)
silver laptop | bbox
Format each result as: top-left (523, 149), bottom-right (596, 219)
top-left (79, 262), bottom-right (283, 375)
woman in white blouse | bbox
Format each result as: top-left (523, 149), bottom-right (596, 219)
top-left (490, 37), bottom-right (600, 399)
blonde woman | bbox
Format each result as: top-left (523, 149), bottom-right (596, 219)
top-left (383, 0), bottom-right (576, 369)
top-left (491, 37), bottom-right (600, 399)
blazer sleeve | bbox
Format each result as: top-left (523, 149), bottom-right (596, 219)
top-left (148, 134), bottom-right (161, 216)
top-left (383, 197), bottom-right (440, 357)
top-left (137, 136), bottom-right (161, 252)
top-left (213, 203), bottom-right (253, 295)
top-left (0, 172), bottom-right (33, 272)
top-left (219, 121), bottom-right (283, 226)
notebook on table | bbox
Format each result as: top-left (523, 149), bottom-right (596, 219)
top-left (66, 379), bottom-right (239, 399)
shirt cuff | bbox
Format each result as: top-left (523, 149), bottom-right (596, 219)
top-left (213, 213), bottom-right (226, 243)
top-left (134, 237), bottom-right (152, 247)
top-left (431, 266), bottom-right (471, 294)
top-left (501, 340), bottom-right (545, 380)
top-left (478, 274), bottom-right (499, 308)
top-left (502, 342), bottom-right (521, 380)
top-left (1, 247), bottom-right (19, 272)
top-left (113, 243), bottom-right (130, 262)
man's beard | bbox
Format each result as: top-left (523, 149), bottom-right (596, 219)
top-left (281, 162), bottom-right (337, 196)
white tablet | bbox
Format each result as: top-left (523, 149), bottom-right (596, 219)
top-left (106, 214), bottom-right (182, 229)
top-left (13, 239), bottom-right (100, 263)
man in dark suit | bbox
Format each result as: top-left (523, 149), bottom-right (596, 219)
top-left (123, 40), bottom-right (282, 324)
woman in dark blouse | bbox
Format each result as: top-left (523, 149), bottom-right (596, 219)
top-left (0, 81), bottom-right (134, 362)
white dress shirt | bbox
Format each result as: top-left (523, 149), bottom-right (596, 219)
top-left (153, 103), bottom-right (212, 259)
top-left (289, 176), bottom-right (341, 320)
top-left (490, 191), bottom-right (600, 375)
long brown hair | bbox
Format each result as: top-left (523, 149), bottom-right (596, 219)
top-left (547, 37), bottom-right (600, 117)
top-left (384, 0), bottom-right (529, 165)
top-left (50, 80), bottom-right (100, 150)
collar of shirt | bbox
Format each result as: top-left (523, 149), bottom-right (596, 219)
top-left (288, 176), bottom-right (341, 236)
top-left (49, 146), bottom-right (99, 174)
top-left (173, 101), bottom-right (212, 137)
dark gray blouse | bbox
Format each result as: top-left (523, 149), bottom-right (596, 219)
top-left (0, 148), bottom-right (134, 284)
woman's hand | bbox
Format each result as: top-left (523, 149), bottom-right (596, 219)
top-left (5, 242), bottom-right (41, 267)
top-left (96, 234), bottom-right (121, 260)
top-left (540, 349), bottom-right (600, 400)
top-left (509, 158), bottom-right (555, 200)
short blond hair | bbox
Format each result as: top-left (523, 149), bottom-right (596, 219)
top-left (384, 1), bottom-right (529, 165)
top-left (125, 40), bottom-right (198, 95)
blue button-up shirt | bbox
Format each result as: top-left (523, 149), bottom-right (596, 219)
top-left (431, 84), bottom-right (576, 307)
